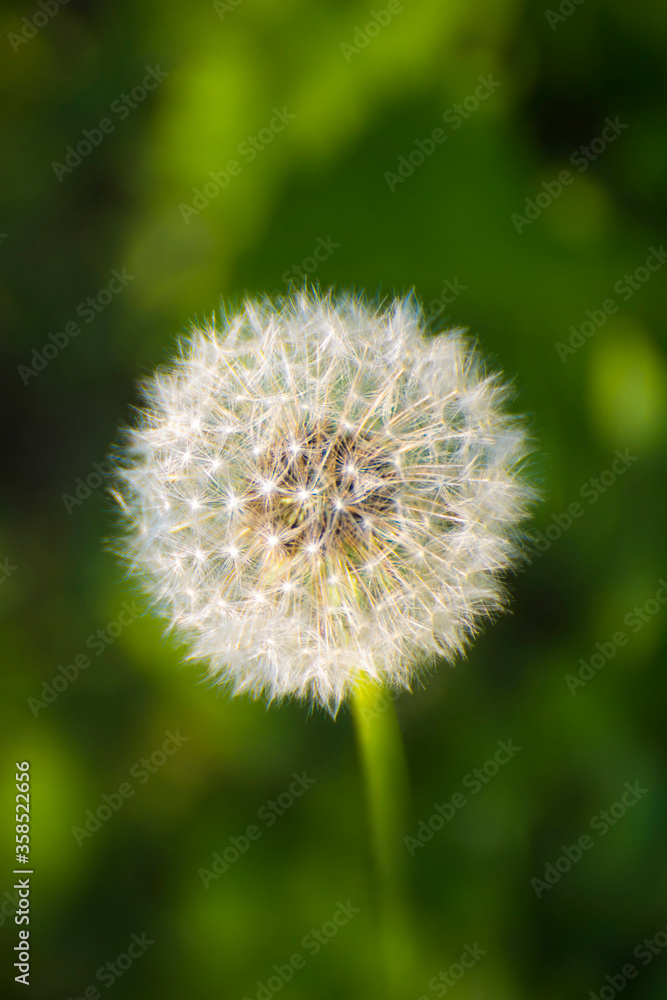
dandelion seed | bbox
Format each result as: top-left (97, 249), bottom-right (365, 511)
top-left (113, 291), bottom-right (534, 712)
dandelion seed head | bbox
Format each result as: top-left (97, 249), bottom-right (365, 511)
top-left (114, 291), bottom-right (534, 712)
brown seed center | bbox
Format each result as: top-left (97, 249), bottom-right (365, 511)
top-left (244, 421), bottom-right (399, 560)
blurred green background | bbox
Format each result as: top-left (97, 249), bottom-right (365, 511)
top-left (2, 0), bottom-right (667, 997)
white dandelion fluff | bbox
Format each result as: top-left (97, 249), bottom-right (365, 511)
top-left (114, 291), bottom-right (533, 712)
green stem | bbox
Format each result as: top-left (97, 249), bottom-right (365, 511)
top-left (351, 683), bottom-right (413, 997)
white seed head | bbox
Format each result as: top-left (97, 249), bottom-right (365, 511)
top-left (113, 291), bottom-right (534, 713)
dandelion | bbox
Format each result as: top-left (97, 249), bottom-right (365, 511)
top-left (113, 290), bottom-right (533, 712)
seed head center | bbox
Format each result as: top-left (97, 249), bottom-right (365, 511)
top-left (244, 421), bottom-right (398, 561)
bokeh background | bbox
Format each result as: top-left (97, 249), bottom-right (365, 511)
top-left (2, 0), bottom-right (667, 997)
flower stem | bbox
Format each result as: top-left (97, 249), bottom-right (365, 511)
top-left (351, 683), bottom-right (413, 997)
